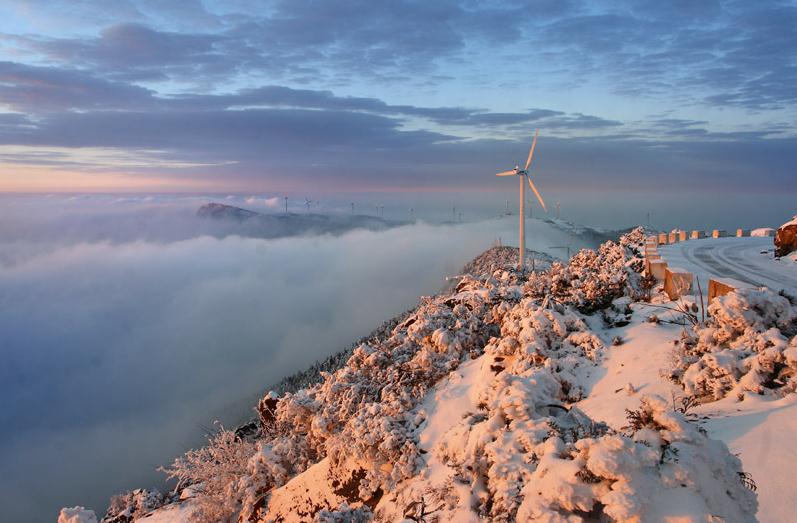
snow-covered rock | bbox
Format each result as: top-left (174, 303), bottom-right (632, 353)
top-left (58, 507), bottom-right (98, 523)
top-left (775, 215), bottom-right (797, 257)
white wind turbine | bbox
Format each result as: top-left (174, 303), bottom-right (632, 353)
top-left (495, 129), bottom-right (547, 270)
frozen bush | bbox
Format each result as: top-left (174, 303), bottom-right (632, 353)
top-left (673, 288), bottom-right (797, 400)
top-left (313, 503), bottom-right (373, 522)
top-left (160, 427), bottom-right (256, 523)
top-left (102, 489), bottom-right (163, 522)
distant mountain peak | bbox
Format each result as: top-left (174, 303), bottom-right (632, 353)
top-left (197, 203), bottom-right (260, 221)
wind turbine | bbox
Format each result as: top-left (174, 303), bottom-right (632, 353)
top-left (495, 129), bottom-right (547, 270)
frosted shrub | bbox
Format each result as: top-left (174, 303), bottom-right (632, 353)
top-left (160, 427), bottom-right (256, 523)
top-left (526, 228), bottom-right (645, 314)
top-left (387, 390), bottom-right (756, 522)
top-left (313, 503), bottom-right (373, 522)
top-left (674, 288), bottom-right (797, 400)
top-left (102, 489), bottom-right (163, 522)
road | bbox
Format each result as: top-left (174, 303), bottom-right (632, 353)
top-left (658, 236), bottom-right (797, 294)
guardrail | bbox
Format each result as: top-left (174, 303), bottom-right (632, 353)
top-left (642, 228), bottom-right (773, 301)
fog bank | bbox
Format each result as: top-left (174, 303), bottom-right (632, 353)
top-left (0, 196), bottom-right (587, 521)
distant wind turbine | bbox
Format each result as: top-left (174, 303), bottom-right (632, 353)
top-left (283, 196), bottom-right (288, 214)
top-left (495, 129), bottom-right (547, 270)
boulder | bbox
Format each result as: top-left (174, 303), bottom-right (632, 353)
top-left (775, 216), bottom-right (797, 257)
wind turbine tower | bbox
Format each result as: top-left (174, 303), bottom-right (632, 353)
top-left (494, 129), bottom-right (547, 271)
top-left (284, 196), bottom-right (288, 214)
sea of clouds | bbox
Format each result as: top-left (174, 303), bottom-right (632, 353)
top-left (0, 194), bottom-right (592, 521)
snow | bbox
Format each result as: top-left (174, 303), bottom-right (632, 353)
top-left (751, 228), bottom-right (774, 237)
top-left (702, 394), bottom-right (797, 523)
top-left (57, 507), bottom-right (97, 523)
top-left (658, 236), bottom-right (797, 294)
top-left (88, 227), bottom-right (797, 522)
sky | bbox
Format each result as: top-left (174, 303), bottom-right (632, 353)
top-left (0, 0), bottom-right (795, 198)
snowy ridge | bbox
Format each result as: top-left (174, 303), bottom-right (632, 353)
top-left (67, 227), bottom-right (797, 522)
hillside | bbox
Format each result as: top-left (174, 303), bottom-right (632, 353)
top-left (63, 228), bottom-right (797, 522)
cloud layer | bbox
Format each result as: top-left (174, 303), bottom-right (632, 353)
top-left (0, 1), bottom-right (795, 192)
top-left (0, 195), bottom-right (590, 521)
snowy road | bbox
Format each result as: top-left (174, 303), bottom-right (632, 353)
top-left (658, 236), bottom-right (797, 293)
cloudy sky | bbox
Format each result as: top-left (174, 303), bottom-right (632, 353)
top-left (0, 0), bottom-right (795, 195)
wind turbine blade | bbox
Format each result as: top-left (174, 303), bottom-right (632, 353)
top-left (524, 129), bottom-right (539, 171)
top-left (527, 175), bottom-right (547, 212)
top-left (495, 170), bottom-right (515, 176)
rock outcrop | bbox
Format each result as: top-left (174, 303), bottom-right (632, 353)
top-left (775, 215), bottom-right (797, 257)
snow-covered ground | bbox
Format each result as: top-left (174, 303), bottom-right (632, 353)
top-left (658, 236), bottom-right (797, 294)
top-left (579, 300), bottom-right (797, 523)
top-left (65, 228), bottom-right (797, 522)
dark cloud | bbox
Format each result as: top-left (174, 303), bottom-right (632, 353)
top-left (0, 61), bottom-right (156, 111)
top-left (5, 0), bottom-right (796, 109)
